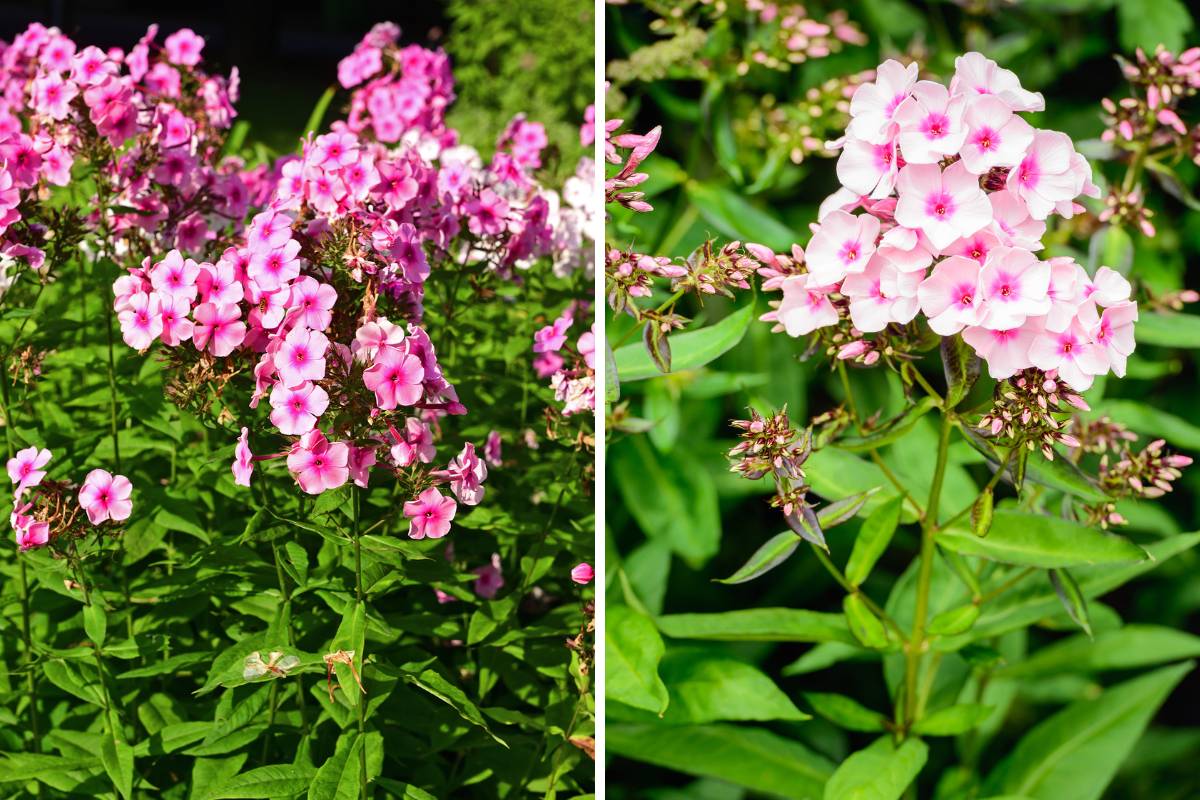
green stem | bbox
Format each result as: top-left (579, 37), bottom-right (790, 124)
top-left (811, 544), bottom-right (907, 642)
top-left (943, 446), bottom-right (1016, 530)
top-left (18, 556), bottom-right (41, 755)
top-left (353, 488), bottom-right (368, 800)
top-left (902, 411), bottom-right (953, 733)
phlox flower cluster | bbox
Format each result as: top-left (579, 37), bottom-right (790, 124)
top-left (107, 23), bottom-right (591, 540)
top-left (761, 52), bottom-right (1134, 392)
top-left (0, 22), bottom-right (243, 283)
top-left (533, 303), bottom-right (596, 417)
top-left (6, 445), bottom-right (132, 551)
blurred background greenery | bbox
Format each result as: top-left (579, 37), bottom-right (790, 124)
top-left (606, 0), bottom-right (1200, 797)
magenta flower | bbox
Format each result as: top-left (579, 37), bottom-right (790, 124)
top-left (192, 302), bottom-right (246, 357)
top-left (159, 294), bottom-right (195, 346)
top-left (533, 316), bottom-right (572, 354)
top-left (289, 277), bottom-right (337, 331)
top-left (12, 505), bottom-right (49, 551)
top-left (363, 346), bottom-right (424, 409)
top-left (248, 239), bottom-right (302, 292)
top-left (771, 275), bottom-right (839, 337)
top-left (78, 469), bottom-right (133, 525)
top-left (484, 431), bottom-right (502, 467)
top-left (391, 418), bottom-right (436, 466)
top-left (7, 446), bottom-right (51, 491)
top-left (896, 161), bottom-right (993, 251)
top-left (404, 487), bottom-right (457, 539)
top-left (348, 445), bottom-right (376, 488)
top-left (164, 28), bottom-right (205, 67)
top-left (442, 442), bottom-right (488, 506)
top-left (570, 562), bottom-right (594, 585)
top-left (276, 326), bottom-right (330, 387)
top-left (578, 326), bottom-right (596, 370)
top-left (353, 317), bottom-right (407, 362)
top-left (805, 210), bottom-right (880, 285)
top-left (269, 381), bottom-right (330, 435)
top-left (119, 292), bottom-right (163, 351)
top-left (33, 72), bottom-right (78, 119)
top-left (150, 250), bottom-right (200, 303)
top-left (233, 427), bottom-right (254, 487)
top-left (472, 553), bottom-right (504, 599)
top-left (286, 430), bottom-right (350, 495)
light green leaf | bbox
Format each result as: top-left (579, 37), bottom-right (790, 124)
top-left (209, 764), bottom-right (317, 798)
top-left (660, 652), bottom-right (809, 723)
top-left (716, 531), bottom-right (800, 585)
top-left (686, 181), bottom-right (796, 250)
top-left (843, 594), bottom-right (890, 650)
top-left (608, 723), bottom-right (834, 799)
top-left (100, 736), bottom-right (134, 800)
top-left (999, 625), bottom-right (1200, 679)
top-left (1135, 311), bottom-right (1200, 348)
top-left (937, 510), bottom-right (1146, 568)
top-left (914, 704), bottom-right (993, 736)
top-left (658, 608), bottom-right (855, 644)
top-left (803, 692), bottom-right (887, 732)
top-left (613, 301), bottom-right (755, 382)
top-left (845, 496), bottom-right (903, 587)
top-left (1117, 0), bottom-right (1192, 53)
top-left (83, 603), bottom-right (107, 649)
top-left (928, 604), bottom-right (980, 637)
top-left (607, 605), bottom-right (670, 714)
top-left (825, 736), bottom-right (928, 800)
top-left (989, 662), bottom-right (1192, 799)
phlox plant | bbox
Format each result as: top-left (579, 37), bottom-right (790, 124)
top-left (0, 17), bottom-right (594, 800)
top-left (606, 39), bottom-right (1200, 800)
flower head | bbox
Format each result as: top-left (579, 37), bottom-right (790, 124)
top-left (78, 469), bottom-right (133, 525)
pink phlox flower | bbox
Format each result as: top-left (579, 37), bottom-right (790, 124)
top-left (7, 446), bottom-right (51, 491)
top-left (287, 429), bottom-right (349, 495)
top-left (288, 276), bottom-right (337, 331)
top-left (578, 325), bottom-right (596, 370)
top-left (533, 315), bottom-right (573, 354)
top-left (159, 293), bottom-right (195, 346)
top-left (472, 553), bottom-right (504, 598)
top-left (192, 302), bottom-right (247, 357)
top-left (917, 255), bottom-right (984, 335)
top-left (895, 160), bottom-right (992, 252)
top-left (1007, 130), bottom-right (1088, 221)
top-left (78, 469), bottom-right (133, 525)
top-left (959, 94), bottom-right (1034, 174)
top-left (390, 417), bottom-right (436, 467)
top-left (269, 380), bottom-right (330, 435)
top-left (150, 249), bottom-right (200, 303)
top-left (119, 291), bottom-right (163, 350)
top-left (841, 254), bottom-right (922, 332)
top-left (1028, 319), bottom-right (1108, 391)
top-left (275, 325), bottom-right (330, 387)
top-left (805, 209), bottom-right (880, 284)
top-left (353, 316), bottom-right (406, 362)
top-left (196, 259), bottom-right (245, 306)
top-left (348, 444), bottom-right (376, 488)
top-left (836, 138), bottom-right (898, 199)
top-left (232, 427), bottom-right (254, 487)
top-left (962, 324), bottom-right (1038, 379)
top-left (893, 80), bottom-right (968, 164)
top-left (164, 28), bottom-right (204, 67)
top-left (847, 59), bottom-right (919, 144)
top-left (571, 562), bottom-right (594, 585)
top-left (363, 344), bottom-right (424, 409)
top-left (441, 442), bottom-right (488, 506)
top-left (1086, 300), bottom-right (1138, 378)
top-left (484, 431), bottom-right (502, 467)
top-left (951, 51), bottom-right (1045, 112)
top-left (977, 246), bottom-right (1051, 330)
top-left (247, 238), bottom-right (302, 292)
top-left (404, 487), bottom-right (456, 539)
top-left (770, 274), bottom-right (839, 337)
top-left (987, 189), bottom-right (1046, 250)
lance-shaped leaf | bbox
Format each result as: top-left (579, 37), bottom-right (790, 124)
top-left (604, 338), bottom-right (620, 403)
top-left (642, 320), bottom-right (672, 374)
top-left (845, 495), bottom-right (903, 587)
top-left (928, 604), bottom-right (980, 637)
top-left (657, 608), bottom-right (855, 644)
top-left (941, 334), bottom-right (980, 409)
top-left (937, 510), bottom-right (1147, 568)
top-left (843, 593), bottom-right (890, 650)
top-left (826, 736), bottom-right (928, 800)
top-left (716, 531), bottom-right (800, 585)
top-left (817, 488), bottom-right (880, 528)
top-left (1049, 567), bottom-right (1093, 638)
top-left (803, 692), bottom-right (888, 732)
top-left (786, 503), bottom-right (827, 550)
top-left (614, 302), bottom-right (755, 381)
top-left (606, 605), bottom-right (670, 714)
top-left (914, 704), bottom-right (993, 736)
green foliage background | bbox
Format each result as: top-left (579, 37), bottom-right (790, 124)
top-left (606, 1), bottom-right (1200, 798)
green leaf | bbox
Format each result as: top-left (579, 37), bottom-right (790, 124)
top-left (999, 625), bottom-right (1200, 679)
top-left (913, 704), bottom-right (993, 736)
top-left (806, 448), bottom-right (913, 522)
top-left (608, 723), bottom-right (834, 799)
top-left (937, 510), bottom-right (1147, 568)
top-left (845, 496), bottom-right (903, 587)
top-left (642, 320), bottom-right (672, 374)
top-left (1135, 311), bottom-right (1200, 349)
top-left (843, 593), bottom-right (890, 650)
top-left (818, 489), bottom-right (881, 529)
top-left (614, 301), bottom-right (755, 381)
top-left (1117, 0), bottom-right (1192, 53)
top-left (928, 604), bottom-right (980, 637)
top-left (404, 668), bottom-right (505, 746)
top-left (838, 398), bottom-right (938, 453)
top-left (308, 733), bottom-right (360, 800)
top-left (83, 602), bottom-right (107, 649)
top-left (604, 339), bottom-right (621, 403)
top-left (300, 86), bottom-right (336, 139)
top-left (657, 608), bottom-right (855, 644)
top-left (607, 605), bottom-right (670, 714)
top-left (1086, 224), bottom-right (1133, 275)
top-left (803, 692), bottom-right (887, 732)
top-left (1049, 568), bottom-right (1092, 637)
top-left (825, 736), bottom-right (928, 800)
top-left (660, 652), bottom-right (809, 723)
top-left (100, 736), bottom-right (134, 800)
top-left (988, 662), bottom-right (1192, 799)
top-left (941, 335), bottom-right (980, 409)
top-left (612, 436), bottom-right (721, 567)
top-left (209, 764), bottom-right (317, 798)
top-left (686, 181), bottom-right (796, 251)
top-left (716, 531), bottom-right (800, 584)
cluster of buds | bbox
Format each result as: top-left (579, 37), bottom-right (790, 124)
top-left (740, 3), bottom-right (866, 71)
top-left (1065, 415), bottom-right (1139, 456)
top-left (604, 249), bottom-right (687, 314)
top-left (735, 71), bottom-right (872, 165)
top-left (1098, 186), bottom-right (1156, 237)
top-left (1144, 286), bottom-right (1200, 313)
top-left (604, 121), bottom-right (661, 213)
top-left (728, 406), bottom-right (828, 543)
top-left (1102, 46), bottom-right (1200, 159)
top-left (1084, 437), bottom-right (1193, 528)
top-left (977, 369), bottom-right (1090, 461)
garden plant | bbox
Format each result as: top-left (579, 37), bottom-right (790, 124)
top-left (0, 13), bottom-right (595, 800)
top-left (605, 1), bottom-right (1200, 798)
